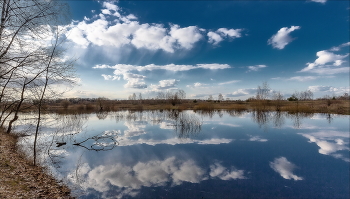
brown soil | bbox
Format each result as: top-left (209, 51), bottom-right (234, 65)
top-left (0, 131), bottom-right (73, 199)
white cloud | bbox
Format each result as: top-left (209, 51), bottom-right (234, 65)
top-left (308, 85), bottom-right (349, 95)
top-left (226, 88), bottom-right (257, 97)
top-left (131, 24), bottom-right (175, 52)
top-left (94, 63), bottom-right (230, 89)
top-left (101, 74), bottom-right (120, 80)
top-left (308, 85), bottom-right (333, 92)
top-left (310, 0), bottom-right (327, 4)
top-left (187, 82), bottom-right (208, 88)
top-left (207, 28), bottom-right (242, 45)
top-left (330, 42), bottom-right (350, 52)
top-left (149, 79), bottom-right (179, 91)
top-left (123, 73), bottom-right (147, 89)
top-left (269, 157), bottom-right (303, 180)
top-left (287, 76), bottom-right (322, 82)
top-left (268, 26), bottom-right (300, 49)
top-left (65, 3), bottom-right (206, 53)
top-left (207, 31), bottom-right (223, 45)
top-left (94, 63), bottom-right (230, 72)
top-left (159, 79), bottom-right (178, 88)
top-left (301, 50), bottom-right (349, 73)
top-left (124, 79), bottom-right (147, 89)
top-left (218, 80), bottom-right (240, 85)
top-left (66, 1), bottom-right (246, 53)
top-left (247, 65), bottom-right (267, 72)
top-left (170, 25), bottom-right (203, 49)
top-left (103, 2), bottom-right (119, 12)
top-left (217, 28), bottom-right (242, 38)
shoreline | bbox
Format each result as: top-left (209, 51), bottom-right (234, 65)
top-left (0, 130), bottom-right (73, 199)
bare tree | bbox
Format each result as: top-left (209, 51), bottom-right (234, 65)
top-left (272, 91), bottom-right (284, 111)
top-left (0, 1), bottom-right (75, 138)
top-left (299, 89), bottom-right (313, 101)
top-left (138, 93), bottom-right (142, 104)
top-left (32, 27), bottom-right (76, 165)
top-left (165, 89), bottom-right (186, 106)
top-left (256, 81), bottom-right (270, 100)
top-left (1, 0), bottom-right (72, 131)
top-left (218, 93), bottom-right (224, 102)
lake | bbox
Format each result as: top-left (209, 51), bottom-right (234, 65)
top-left (15, 110), bottom-right (349, 198)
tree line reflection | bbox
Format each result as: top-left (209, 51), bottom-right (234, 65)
top-left (14, 110), bottom-right (335, 169)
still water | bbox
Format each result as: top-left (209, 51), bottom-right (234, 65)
top-left (16, 110), bottom-right (349, 198)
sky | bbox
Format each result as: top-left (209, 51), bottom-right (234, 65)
top-left (62, 0), bottom-right (349, 100)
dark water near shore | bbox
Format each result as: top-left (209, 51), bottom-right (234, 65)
top-left (15, 110), bottom-right (349, 198)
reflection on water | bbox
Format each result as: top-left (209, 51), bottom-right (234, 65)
top-left (14, 110), bottom-right (349, 199)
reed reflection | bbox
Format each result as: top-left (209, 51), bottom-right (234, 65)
top-left (111, 110), bottom-right (202, 139)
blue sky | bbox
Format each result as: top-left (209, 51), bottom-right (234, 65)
top-left (63, 0), bottom-right (349, 100)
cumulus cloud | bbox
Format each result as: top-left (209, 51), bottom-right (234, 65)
top-left (94, 63), bottom-right (230, 89)
top-left (247, 65), bottom-right (267, 72)
top-left (269, 157), bottom-right (303, 180)
top-left (66, 2), bottom-right (249, 53)
top-left (122, 73), bottom-right (147, 89)
top-left (102, 74), bottom-right (120, 80)
top-left (66, 3), bottom-right (245, 52)
top-left (268, 26), bottom-right (300, 49)
top-left (94, 63), bottom-right (230, 72)
top-left (207, 31), bottom-right (223, 45)
top-left (207, 28), bottom-right (242, 45)
top-left (308, 85), bottom-right (349, 95)
top-left (217, 28), bottom-right (242, 38)
top-left (148, 79), bottom-right (179, 91)
top-left (170, 25), bottom-right (203, 49)
top-left (300, 49), bottom-right (349, 74)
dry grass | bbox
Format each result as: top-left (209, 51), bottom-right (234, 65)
top-left (21, 99), bottom-right (350, 115)
top-left (0, 128), bottom-right (73, 198)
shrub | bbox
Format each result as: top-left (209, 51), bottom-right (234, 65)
top-left (61, 100), bottom-right (70, 109)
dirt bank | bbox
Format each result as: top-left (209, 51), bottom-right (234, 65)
top-left (0, 131), bottom-right (73, 199)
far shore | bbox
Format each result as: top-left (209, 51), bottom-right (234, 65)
top-left (28, 99), bottom-right (350, 115)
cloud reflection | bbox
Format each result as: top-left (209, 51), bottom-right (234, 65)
top-left (69, 157), bottom-right (247, 198)
top-left (248, 135), bottom-right (268, 142)
top-left (299, 130), bottom-right (349, 162)
top-left (270, 157), bottom-right (303, 180)
top-left (118, 137), bottom-right (233, 146)
top-left (210, 162), bottom-right (246, 180)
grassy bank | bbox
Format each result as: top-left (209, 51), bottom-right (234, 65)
top-left (0, 128), bottom-right (73, 199)
top-left (41, 99), bottom-right (350, 115)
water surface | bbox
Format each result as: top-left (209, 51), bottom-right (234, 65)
top-left (16, 110), bottom-right (349, 198)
